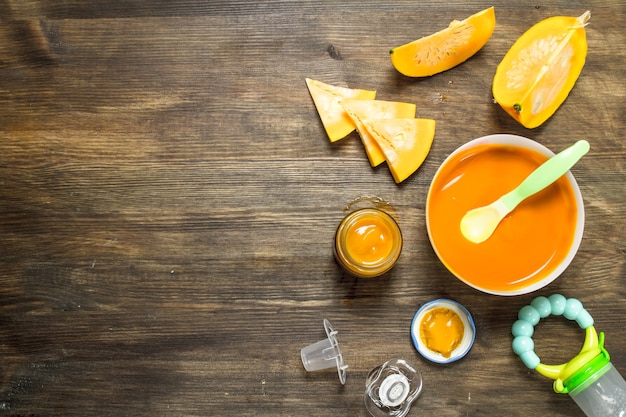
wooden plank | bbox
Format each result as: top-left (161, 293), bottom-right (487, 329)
top-left (0, 1), bottom-right (624, 416)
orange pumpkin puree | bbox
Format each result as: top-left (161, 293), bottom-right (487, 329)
top-left (345, 216), bottom-right (394, 265)
top-left (420, 307), bottom-right (464, 358)
top-left (428, 144), bottom-right (578, 293)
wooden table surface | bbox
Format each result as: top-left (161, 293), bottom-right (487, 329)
top-left (1, 1), bottom-right (624, 416)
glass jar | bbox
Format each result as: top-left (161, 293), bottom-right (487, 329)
top-left (334, 208), bottom-right (403, 278)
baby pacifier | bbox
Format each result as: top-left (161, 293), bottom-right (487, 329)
top-left (364, 358), bottom-right (423, 417)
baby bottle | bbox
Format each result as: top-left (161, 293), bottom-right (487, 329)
top-left (512, 294), bottom-right (626, 417)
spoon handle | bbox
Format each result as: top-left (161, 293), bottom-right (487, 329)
top-left (501, 140), bottom-right (590, 210)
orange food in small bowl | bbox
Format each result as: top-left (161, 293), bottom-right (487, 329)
top-left (426, 134), bottom-right (584, 295)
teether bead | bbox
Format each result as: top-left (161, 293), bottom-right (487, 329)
top-left (548, 294), bottom-right (567, 315)
top-left (531, 296), bottom-right (552, 318)
top-left (518, 305), bottom-right (540, 326)
top-left (519, 350), bottom-right (540, 369)
top-left (512, 319), bottom-right (534, 338)
top-left (575, 309), bottom-right (594, 329)
top-left (564, 298), bottom-right (583, 320)
top-left (513, 294), bottom-right (598, 376)
top-left (512, 335), bottom-right (534, 355)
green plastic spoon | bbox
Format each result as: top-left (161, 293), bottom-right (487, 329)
top-left (460, 140), bottom-right (590, 244)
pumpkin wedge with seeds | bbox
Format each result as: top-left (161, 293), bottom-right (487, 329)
top-left (390, 7), bottom-right (495, 77)
top-left (492, 11), bottom-right (590, 128)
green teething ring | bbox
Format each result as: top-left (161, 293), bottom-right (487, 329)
top-left (512, 294), bottom-right (610, 394)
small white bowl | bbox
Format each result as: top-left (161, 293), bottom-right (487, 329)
top-left (411, 299), bottom-right (476, 364)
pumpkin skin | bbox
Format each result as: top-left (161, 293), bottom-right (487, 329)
top-left (390, 7), bottom-right (495, 77)
top-left (305, 78), bottom-right (376, 142)
top-left (492, 11), bottom-right (590, 129)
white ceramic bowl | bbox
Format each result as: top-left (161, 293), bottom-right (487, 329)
top-left (411, 299), bottom-right (476, 364)
top-left (426, 134), bottom-right (585, 296)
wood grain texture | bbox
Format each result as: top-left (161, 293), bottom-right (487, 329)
top-left (1, 1), bottom-right (625, 416)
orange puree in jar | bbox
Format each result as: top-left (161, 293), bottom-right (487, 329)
top-left (427, 144), bottom-right (578, 293)
top-left (420, 307), bottom-right (464, 358)
top-left (334, 208), bottom-right (402, 278)
top-left (345, 216), bottom-right (393, 264)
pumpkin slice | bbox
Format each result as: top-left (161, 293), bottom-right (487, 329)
top-left (492, 11), bottom-right (590, 128)
top-left (305, 78), bottom-right (376, 142)
top-left (363, 118), bottom-right (436, 183)
top-left (390, 7), bottom-right (495, 77)
top-left (340, 99), bottom-right (417, 167)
